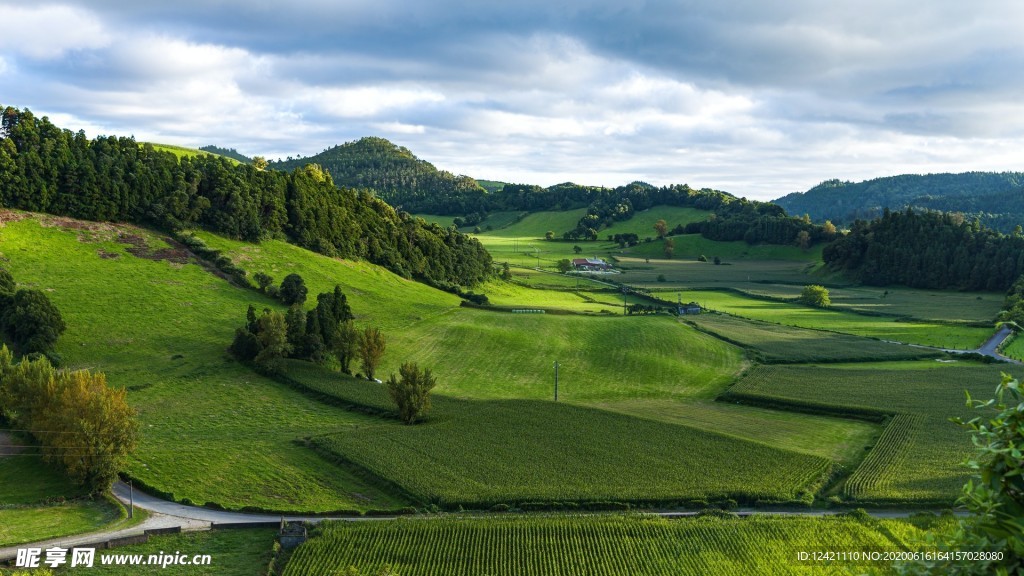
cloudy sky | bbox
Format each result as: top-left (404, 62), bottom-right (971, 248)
top-left (1, 1), bottom-right (1022, 199)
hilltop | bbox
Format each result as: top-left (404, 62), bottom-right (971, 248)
top-left (269, 136), bottom-right (488, 214)
top-left (775, 172), bottom-right (1024, 232)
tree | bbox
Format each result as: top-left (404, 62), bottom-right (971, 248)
top-left (663, 237), bottom-right (675, 259)
top-left (358, 326), bottom-right (386, 380)
top-left (822, 220), bottom-right (837, 239)
top-left (556, 259), bottom-right (573, 273)
top-left (254, 272), bottom-right (274, 293)
top-left (279, 273), bottom-right (308, 305)
top-left (284, 304), bottom-right (307, 356)
top-left (799, 284), bottom-right (831, 308)
top-left (252, 156), bottom-right (269, 171)
top-left (796, 230), bottom-right (810, 250)
top-left (713, 256), bottom-right (722, 265)
top-left (573, 245), bottom-right (582, 254)
top-left (335, 320), bottom-right (359, 374)
top-left (545, 230), bottom-right (554, 240)
top-left (387, 362), bottom-right (437, 424)
top-left (1, 289), bottom-right (66, 354)
top-left (254, 310), bottom-right (291, 373)
top-left (0, 266), bottom-right (15, 297)
top-left (654, 218), bottom-right (668, 239)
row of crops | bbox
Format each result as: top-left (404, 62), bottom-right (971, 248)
top-left (727, 363), bottom-right (1023, 502)
top-left (283, 514), bottom-right (956, 576)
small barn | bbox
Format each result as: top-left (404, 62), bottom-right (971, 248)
top-left (572, 258), bottom-right (610, 271)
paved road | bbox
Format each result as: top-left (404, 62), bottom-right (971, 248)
top-left (944, 324), bottom-right (1021, 365)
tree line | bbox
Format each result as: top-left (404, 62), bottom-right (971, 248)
top-left (823, 208), bottom-right (1024, 291)
top-left (0, 107), bottom-right (491, 287)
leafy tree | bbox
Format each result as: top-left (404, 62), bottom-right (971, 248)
top-left (254, 272), bottom-right (274, 293)
top-left (357, 326), bottom-right (386, 381)
top-left (1, 289), bottom-right (66, 354)
top-left (795, 230), bottom-right (810, 250)
top-left (799, 285), bottom-right (831, 308)
top-left (713, 256), bottom-right (721, 265)
top-left (499, 262), bottom-right (512, 281)
top-left (335, 320), bottom-right (359, 374)
top-left (654, 218), bottom-right (668, 239)
top-left (279, 274), bottom-right (308, 305)
top-left (284, 304), bottom-right (307, 356)
top-left (822, 220), bottom-right (837, 239)
top-left (254, 310), bottom-right (291, 374)
top-left (573, 245), bottom-right (582, 254)
top-left (252, 156), bottom-right (268, 171)
top-left (545, 230), bottom-right (554, 240)
top-left (387, 362), bottom-right (437, 425)
top-left (229, 327), bottom-right (260, 361)
top-left (0, 266), bottom-right (14, 297)
top-left (556, 259), bottom-right (573, 273)
top-left (663, 237), bottom-right (675, 259)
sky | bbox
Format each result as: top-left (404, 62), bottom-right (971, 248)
top-left (1, 1), bottom-right (1023, 200)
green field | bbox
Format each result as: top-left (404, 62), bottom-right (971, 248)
top-left (686, 313), bottom-right (941, 363)
top-left (0, 215), bottom-right (405, 513)
top-left (628, 233), bottom-right (825, 262)
top-left (0, 498), bottom-right (127, 547)
top-left (727, 362), bottom-right (1024, 502)
top-left (311, 393), bottom-right (831, 507)
top-left (50, 528), bottom-right (277, 575)
top-left (734, 284), bottom-right (1003, 325)
top-left (1003, 334), bottom-right (1024, 360)
top-left (675, 290), bottom-right (992, 349)
top-left (146, 143), bottom-right (240, 164)
top-left (283, 513), bottom-right (956, 576)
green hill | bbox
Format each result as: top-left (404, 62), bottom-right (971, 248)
top-left (269, 136), bottom-right (488, 214)
top-left (775, 172), bottom-right (1024, 231)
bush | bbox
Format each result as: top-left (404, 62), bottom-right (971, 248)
top-left (799, 285), bottom-right (831, 308)
top-left (1, 289), bottom-right (66, 354)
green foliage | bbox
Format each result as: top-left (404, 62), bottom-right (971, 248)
top-left (776, 172), bottom-right (1024, 233)
top-left (0, 266), bottom-right (14, 296)
top-left (1, 288), bottom-right (66, 354)
top-left (824, 208), bottom-right (1024, 291)
top-left (799, 284), bottom-right (831, 308)
top-left (555, 258), bottom-right (572, 273)
top-left (279, 273), bottom-right (308, 305)
top-left (358, 326), bottom-right (386, 381)
top-left (199, 144), bottom-right (253, 164)
top-left (254, 309), bottom-right (291, 374)
top-left (284, 514), bottom-right (941, 576)
top-left (254, 271), bottom-right (274, 292)
top-left (386, 362), bottom-right (437, 425)
top-left (0, 349), bottom-right (138, 492)
top-left (0, 107), bottom-right (491, 287)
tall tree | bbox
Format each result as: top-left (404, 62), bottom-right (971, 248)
top-left (1, 289), bottom-right (66, 354)
top-left (254, 310), bottom-right (291, 374)
top-left (357, 326), bottom-right (386, 380)
top-left (387, 362), bottom-right (437, 425)
top-left (279, 273), bottom-right (308, 305)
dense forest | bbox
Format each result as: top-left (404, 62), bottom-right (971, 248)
top-left (822, 208), bottom-right (1024, 291)
top-left (0, 107), bottom-right (491, 287)
top-left (775, 173), bottom-right (1024, 232)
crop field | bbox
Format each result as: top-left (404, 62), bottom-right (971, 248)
top-left (674, 290), bottom-right (992, 349)
top-left (312, 397), bottom-right (830, 507)
top-left (0, 215), bottom-right (409, 512)
top-left (283, 514), bottom-right (955, 576)
top-left (726, 363), bottom-right (1024, 502)
top-left (686, 313), bottom-right (941, 363)
top-left (734, 284), bottom-right (1003, 325)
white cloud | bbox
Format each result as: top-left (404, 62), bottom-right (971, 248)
top-left (0, 4), bottom-right (109, 59)
top-left (309, 86), bottom-right (445, 118)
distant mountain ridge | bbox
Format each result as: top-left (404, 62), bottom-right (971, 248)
top-left (774, 172), bottom-right (1024, 232)
top-left (269, 137), bottom-right (487, 214)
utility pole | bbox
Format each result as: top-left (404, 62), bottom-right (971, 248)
top-left (553, 360), bottom-right (559, 401)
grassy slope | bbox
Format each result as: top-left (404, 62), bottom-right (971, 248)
top-left (52, 528), bottom-right (277, 575)
top-left (206, 231), bottom-right (884, 472)
top-left (284, 514), bottom-right (956, 576)
top-left (0, 215), bottom-right (402, 513)
top-left (728, 362), bottom-right (1024, 502)
top-left (1003, 334), bottom-right (1024, 360)
top-left (147, 143), bottom-right (240, 164)
top-left (0, 498), bottom-right (128, 547)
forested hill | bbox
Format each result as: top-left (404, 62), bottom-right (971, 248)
top-left (269, 137), bottom-right (488, 215)
top-left (199, 145), bottom-right (252, 164)
top-left (774, 172), bottom-right (1024, 232)
top-left (822, 208), bottom-right (1024, 291)
top-left (0, 106), bottom-right (491, 287)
